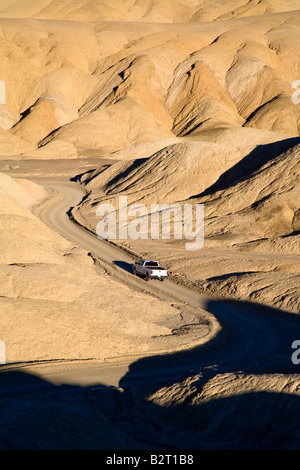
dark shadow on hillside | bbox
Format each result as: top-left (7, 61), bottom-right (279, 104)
top-left (190, 137), bottom-right (300, 199)
top-left (1, 298), bottom-right (299, 450)
top-left (70, 169), bottom-right (97, 182)
top-left (68, 157), bottom-right (149, 193)
top-left (129, 389), bottom-right (300, 450)
top-left (113, 260), bottom-right (133, 274)
top-left (0, 369), bottom-right (139, 450)
top-left (105, 158), bottom-right (148, 190)
top-left (120, 298), bottom-right (300, 388)
top-left (206, 271), bottom-right (257, 281)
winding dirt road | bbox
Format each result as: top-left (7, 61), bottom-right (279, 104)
top-left (18, 178), bottom-right (299, 390)
top-left (1, 174), bottom-right (299, 400)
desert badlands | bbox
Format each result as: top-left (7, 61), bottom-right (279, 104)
top-left (0, 0), bottom-right (300, 451)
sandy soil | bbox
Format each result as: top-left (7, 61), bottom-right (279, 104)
top-left (72, 141), bottom-right (300, 315)
top-left (1, 168), bottom-right (219, 365)
top-left (0, 163), bottom-right (299, 450)
top-left (0, 0), bottom-right (299, 451)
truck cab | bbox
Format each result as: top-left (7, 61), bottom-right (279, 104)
top-left (132, 259), bottom-right (168, 281)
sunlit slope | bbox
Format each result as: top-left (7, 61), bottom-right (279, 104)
top-left (0, 0), bottom-right (299, 23)
top-left (74, 140), bottom-right (300, 249)
top-left (0, 9), bottom-right (299, 159)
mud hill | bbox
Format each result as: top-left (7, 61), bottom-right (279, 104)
top-left (71, 136), bottom-right (300, 314)
top-left (0, 0), bottom-right (299, 23)
top-left (0, 0), bottom-right (300, 451)
top-left (0, 3), bottom-right (299, 160)
top-left (0, 172), bottom-right (215, 363)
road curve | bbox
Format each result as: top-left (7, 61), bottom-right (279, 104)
top-left (36, 180), bottom-right (211, 308)
top-left (28, 179), bottom-right (300, 386)
top-left (2, 178), bottom-right (299, 394)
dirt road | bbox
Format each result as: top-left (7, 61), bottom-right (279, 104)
top-left (13, 178), bottom-right (297, 390)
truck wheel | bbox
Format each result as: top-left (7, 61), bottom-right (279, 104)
top-left (132, 266), bottom-right (136, 275)
top-left (159, 277), bottom-right (164, 282)
top-left (145, 272), bottom-right (150, 281)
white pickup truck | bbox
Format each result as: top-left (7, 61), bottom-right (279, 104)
top-left (132, 259), bottom-right (168, 282)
